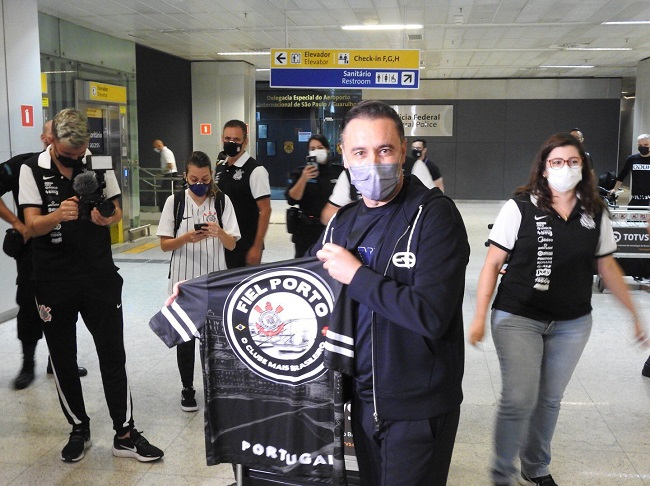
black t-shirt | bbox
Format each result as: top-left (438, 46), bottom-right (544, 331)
top-left (19, 155), bottom-right (119, 281)
top-left (285, 162), bottom-right (344, 220)
top-left (347, 201), bottom-right (401, 398)
top-left (616, 153), bottom-right (650, 200)
top-left (423, 157), bottom-right (442, 180)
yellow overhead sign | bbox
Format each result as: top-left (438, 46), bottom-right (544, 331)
top-left (88, 82), bottom-right (127, 104)
top-left (271, 49), bottom-right (419, 70)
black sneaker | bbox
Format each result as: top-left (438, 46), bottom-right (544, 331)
top-left (112, 429), bottom-right (164, 462)
top-left (61, 425), bottom-right (91, 462)
top-left (181, 387), bottom-right (199, 412)
top-left (519, 472), bottom-right (558, 486)
top-left (13, 368), bottom-right (35, 390)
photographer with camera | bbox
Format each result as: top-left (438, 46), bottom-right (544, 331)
top-left (285, 134), bottom-right (343, 257)
top-left (19, 108), bottom-right (163, 463)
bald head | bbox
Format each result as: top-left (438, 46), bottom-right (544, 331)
top-left (41, 120), bottom-right (53, 149)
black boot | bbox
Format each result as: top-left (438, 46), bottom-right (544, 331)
top-left (14, 342), bottom-right (37, 390)
top-left (47, 356), bottom-right (88, 377)
top-left (643, 355), bottom-right (650, 378)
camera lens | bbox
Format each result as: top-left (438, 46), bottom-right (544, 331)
top-left (98, 201), bottom-right (116, 218)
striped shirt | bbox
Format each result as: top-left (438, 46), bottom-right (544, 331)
top-left (157, 189), bottom-right (240, 293)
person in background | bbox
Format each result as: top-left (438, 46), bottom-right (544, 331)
top-left (311, 100), bottom-right (469, 485)
top-left (468, 132), bottom-right (647, 486)
top-left (0, 120), bottom-right (86, 389)
top-left (153, 139), bottom-right (177, 174)
top-left (214, 119), bottom-right (271, 268)
top-left (157, 151), bottom-right (240, 412)
top-left (19, 108), bottom-right (164, 463)
top-left (610, 134), bottom-right (650, 206)
top-left (153, 139), bottom-right (178, 210)
top-left (411, 138), bottom-right (444, 192)
top-left (568, 128), bottom-right (595, 170)
top-left (285, 134), bottom-right (343, 257)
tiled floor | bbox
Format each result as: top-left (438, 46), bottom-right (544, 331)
top-left (1, 199), bottom-right (649, 485)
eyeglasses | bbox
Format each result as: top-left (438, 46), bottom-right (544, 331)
top-left (546, 157), bottom-right (583, 169)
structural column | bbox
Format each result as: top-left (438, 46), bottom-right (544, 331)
top-left (0, 0), bottom-right (43, 321)
top-left (191, 61), bottom-right (257, 165)
top-left (633, 57), bottom-right (650, 151)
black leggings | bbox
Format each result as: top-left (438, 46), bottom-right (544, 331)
top-left (177, 339), bottom-right (196, 388)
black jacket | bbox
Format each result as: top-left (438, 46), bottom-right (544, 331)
top-left (309, 176), bottom-right (469, 421)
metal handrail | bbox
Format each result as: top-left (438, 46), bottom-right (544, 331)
top-left (139, 167), bottom-right (183, 206)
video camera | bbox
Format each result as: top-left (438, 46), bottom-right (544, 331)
top-left (72, 155), bottom-right (116, 220)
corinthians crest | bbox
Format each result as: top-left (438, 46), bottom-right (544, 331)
top-left (223, 267), bottom-right (335, 386)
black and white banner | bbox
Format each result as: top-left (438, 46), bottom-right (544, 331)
top-left (149, 258), bottom-right (346, 484)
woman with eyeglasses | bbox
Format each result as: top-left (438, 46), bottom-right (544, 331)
top-left (468, 132), bottom-right (648, 486)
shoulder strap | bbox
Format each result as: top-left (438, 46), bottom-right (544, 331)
top-left (172, 190), bottom-right (185, 237)
top-left (214, 190), bottom-right (225, 227)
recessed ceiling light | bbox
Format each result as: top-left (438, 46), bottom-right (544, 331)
top-left (341, 24), bottom-right (423, 31)
top-left (540, 65), bottom-right (595, 69)
top-left (563, 47), bottom-right (632, 51)
top-left (217, 51), bottom-right (269, 56)
top-left (602, 20), bottom-right (650, 25)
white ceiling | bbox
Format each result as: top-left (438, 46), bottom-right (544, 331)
top-left (36, 0), bottom-right (650, 93)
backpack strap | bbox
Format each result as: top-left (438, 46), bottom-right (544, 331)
top-left (172, 190), bottom-right (185, 238)
top-left (214, 190), bottom-right (225, 227)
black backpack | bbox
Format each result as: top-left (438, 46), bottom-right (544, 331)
top-left (168, 189), bottom-right (226, 278)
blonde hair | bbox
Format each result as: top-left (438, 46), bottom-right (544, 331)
top-left (52, 109), bottom-right (90, 148)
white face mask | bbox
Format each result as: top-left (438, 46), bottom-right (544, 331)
top-left (309, 149), bottom-right (328, 164)
top-left (546, 165), bottom-right (582, 193)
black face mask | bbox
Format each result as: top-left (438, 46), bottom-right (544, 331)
top-left (639, 145), bottom-right (650, 156)
top-left (223, 141), bottom-right (243, 157)
top-left (411, 149), bottom-right (422, 159)
top-left (57, 154), bottom-right (83, 168)
top-left (53, 147), bottom-right (83, 168)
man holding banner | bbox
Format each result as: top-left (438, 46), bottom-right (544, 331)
top-left (312, 100), bottom-right (469, 485)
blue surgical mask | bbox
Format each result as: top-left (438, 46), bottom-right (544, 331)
top-left (189, 182), bottom-right (209, 197)
top-left (347, 162), bottom-right (402, 201)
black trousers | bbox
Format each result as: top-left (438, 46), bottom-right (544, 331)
top-left (36, 273), bottom-right (134, 435)
top-left (351, 395), bottom-right (460, 486)
top-left (16, 278), bottom-right (43, 344)
top-left (15, 248), bottom-right (43, 345)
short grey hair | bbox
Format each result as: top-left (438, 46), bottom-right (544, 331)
top-left (52, 109), bottom-right (90, 148)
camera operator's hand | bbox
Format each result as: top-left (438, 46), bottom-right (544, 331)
top-left (91, 207), bottom-right (114, 226)
top-left (58, 197), bottom-right (80, 223)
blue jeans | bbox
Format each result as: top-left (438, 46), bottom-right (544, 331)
top-left (490, 309), bottom-right (592, 484)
